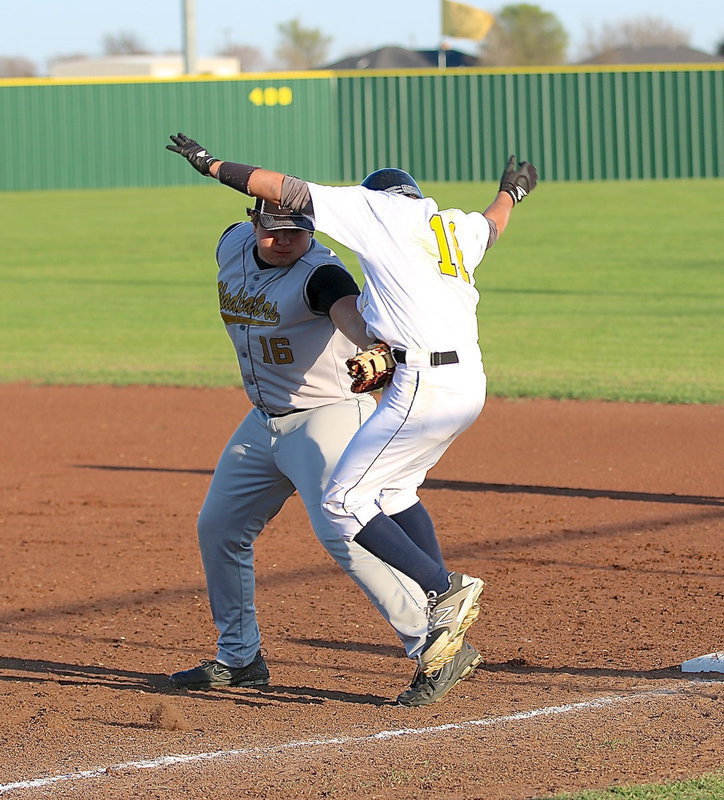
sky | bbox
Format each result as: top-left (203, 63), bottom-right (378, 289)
top-left (2, 0), bottom-right (722, 72)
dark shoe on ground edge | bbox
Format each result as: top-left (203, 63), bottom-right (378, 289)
top-left (168, 650), bottom-right (269, 689)
top-left (397, 640), bottom-right (482, 707)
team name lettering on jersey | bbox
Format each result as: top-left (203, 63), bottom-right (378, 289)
top-left (215, 221), bottom-right (359, 414)
top-left (218, 281), bottom-right (280, 326)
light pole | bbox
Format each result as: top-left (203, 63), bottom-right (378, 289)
top-left (182, 0), bottom-right (197, 74)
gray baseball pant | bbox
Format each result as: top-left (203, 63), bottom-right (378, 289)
top-left (197, 395), bottom-right (428, 668)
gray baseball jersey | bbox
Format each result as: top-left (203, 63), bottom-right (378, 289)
top-left (216, 222), bottom-right (358, 415)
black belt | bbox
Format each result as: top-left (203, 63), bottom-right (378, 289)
top-left (267, 407), bottom-right (305, 418)
top-left (392, 349), bottom-right (459, 367)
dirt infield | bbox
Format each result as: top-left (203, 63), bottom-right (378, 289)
top-left (1, 385), bottom-right (722, 799)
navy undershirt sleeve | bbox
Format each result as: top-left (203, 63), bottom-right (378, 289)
top-left (306, 264), bottom-right (360, 315)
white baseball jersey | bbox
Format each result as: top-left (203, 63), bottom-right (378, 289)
top-left (216, 221), bottom-right (358, 415)
top-left (306, 183), bottom-right (492, 357)
top-left (309, 183), bottom-right (491, 541)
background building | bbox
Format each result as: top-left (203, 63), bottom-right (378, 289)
top-left (49, 55), bottom-right (241, 79)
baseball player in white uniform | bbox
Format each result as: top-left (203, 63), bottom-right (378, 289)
top-left (167, 133), bottom-right (537, 706)
top-left (163, 188), bottom-right (432, 699)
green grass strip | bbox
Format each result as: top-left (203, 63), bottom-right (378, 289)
top-left (537, 772), bottom-right (724, 800)
top-left (1, 179), bottom-right (722, 402)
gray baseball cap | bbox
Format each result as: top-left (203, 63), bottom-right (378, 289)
top-left (247, 198), bottom-right (314, 232)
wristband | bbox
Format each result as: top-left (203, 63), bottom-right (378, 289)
top-left (218, 162), bottom-right (258, 195)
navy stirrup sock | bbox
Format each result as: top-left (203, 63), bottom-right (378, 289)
top-left (354, 513), bottom-right (449, 595)
top-left (391, 501), bottom-right (446, 570)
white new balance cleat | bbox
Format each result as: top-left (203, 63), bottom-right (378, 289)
top-left (419, 572), bottom-right (484, 674)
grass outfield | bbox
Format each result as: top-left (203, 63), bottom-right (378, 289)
top-left (1, 179), bottom-right (722, 403)
top-left (540, 772), bottom-right (724, 800)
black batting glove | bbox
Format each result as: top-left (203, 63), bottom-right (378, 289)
top-left (499, 155), bottom-right (538, 204)
top-left (166, 132), bottom-right (218, 176)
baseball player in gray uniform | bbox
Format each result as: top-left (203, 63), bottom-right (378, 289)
top-left (166, 133), bottom-right (535, 706)
top-left (165, 194), bottom-right (433, 691)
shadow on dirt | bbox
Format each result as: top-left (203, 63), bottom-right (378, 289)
top-left (289, 638), bottom-right (402, 658)
top-left (423, 478), bottom-right (724, 507)
top-left (75, 464), bottom-right (724, 507)
top-left (479, 660), bottom-right (700, 681)
top-left (0, 656), bottom-right (170, 691)
top-left (0, 656), bottom-right (390, 706)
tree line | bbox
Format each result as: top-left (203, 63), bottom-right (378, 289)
top-left (2, 3), bottom-right (722, 78)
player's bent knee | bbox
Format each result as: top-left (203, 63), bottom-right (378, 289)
top-left (197, 503), bottom-right (253, 551)
top-left (320, 500), bottom-right (357, 543)
top-left (379, 489), bottom-right (420, 518)
top-left (321, 479), bottom-right (344, 516)
top-left (196, 508), bottom-right (226, 552)
top-left (320, 494), bottom-right (343, 523)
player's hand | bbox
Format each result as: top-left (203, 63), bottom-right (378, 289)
top-left (166, 132), bottom-right (219, 176)
top-left (499, 155), bottom-right (537, 204)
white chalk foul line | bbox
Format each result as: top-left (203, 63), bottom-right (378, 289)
top-left (0, 688), bottom-right (680, 795)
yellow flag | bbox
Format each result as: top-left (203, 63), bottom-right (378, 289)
top-left (442, 0), bottom-right (494, 41)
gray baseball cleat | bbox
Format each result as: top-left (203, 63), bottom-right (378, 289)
top-left (419, 572), bottom-right (484, 674)
top-left (168, 650), bottom-right (269, 689)
top-left (397, 640), bottom-right (482, 707)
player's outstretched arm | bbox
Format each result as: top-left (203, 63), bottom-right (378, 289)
top-left (166, 132), bottom-right (219, 175)
top-left (166, 132), bottom-right (289, 204)
top-left (245, 167), bottom-right (285, 205)
top-left (499, 155), bottom-right (537, 205)
top-left (211, 161), bottom-right (287, 206)
top-left (483, 155), bottom-right (538, 238)
top-left (482, 192), bottom-right (514, 237)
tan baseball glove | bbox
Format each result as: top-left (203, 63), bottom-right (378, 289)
top-left (346, 342), bottom-right (396, 394)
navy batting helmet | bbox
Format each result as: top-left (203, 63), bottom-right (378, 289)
top-left (360, 168), bottom-right (423, 199)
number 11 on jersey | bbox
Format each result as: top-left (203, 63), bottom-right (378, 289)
top-left (429, 214), bottom-right (471, 283)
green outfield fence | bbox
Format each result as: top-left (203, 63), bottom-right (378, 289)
top-left (0, 64), bottom-right (722, 191)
